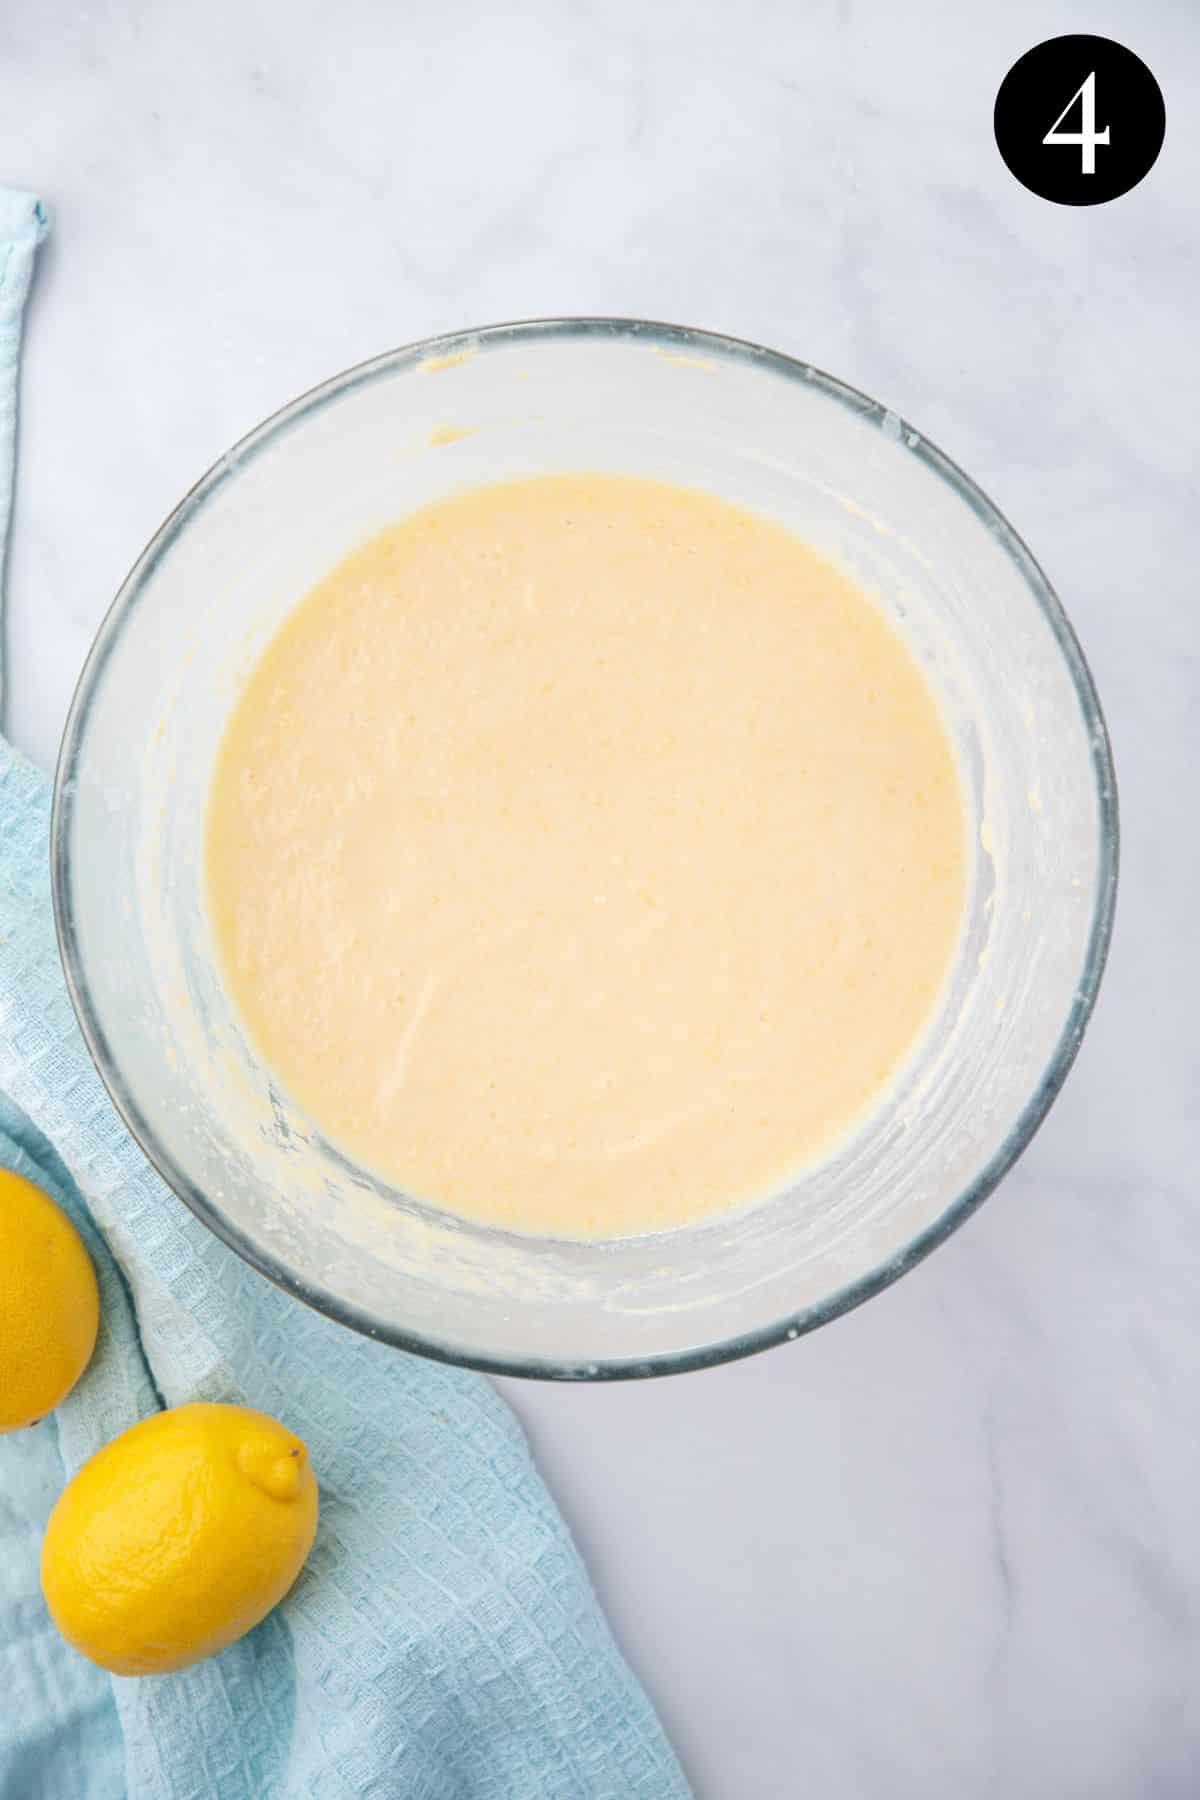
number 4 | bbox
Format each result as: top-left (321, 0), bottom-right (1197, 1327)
top-left (1043, 71), bottom-right (1111, 174)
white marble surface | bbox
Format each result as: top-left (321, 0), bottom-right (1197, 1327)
top-left (6, 1), bottom-right (1199, 1792)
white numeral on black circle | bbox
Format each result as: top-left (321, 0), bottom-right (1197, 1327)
top-left (1043, 71), bottom-right (1111, 174)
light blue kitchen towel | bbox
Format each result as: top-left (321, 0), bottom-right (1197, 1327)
top-left (0, 188), bottom-right (691, 1800)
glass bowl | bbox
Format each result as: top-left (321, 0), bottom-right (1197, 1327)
top-left (51, 319), bottom-right (1117, 1379)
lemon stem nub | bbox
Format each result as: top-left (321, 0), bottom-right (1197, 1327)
top-left (237, 1436), bottom-right (307, 1501)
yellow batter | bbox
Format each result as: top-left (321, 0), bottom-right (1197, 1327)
top-left (207, 475), bottom-right (965, 1237)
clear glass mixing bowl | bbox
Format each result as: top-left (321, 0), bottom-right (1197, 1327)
top-left (52, 320), bottom-right (1117, 1378)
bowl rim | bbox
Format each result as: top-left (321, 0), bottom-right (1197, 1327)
top-left (51, 315), bottom-right (1119, 1380)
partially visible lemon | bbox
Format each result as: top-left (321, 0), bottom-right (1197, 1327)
top-left (41, 1401), bottom-right (318, 1676)
top-left (0, 1168), bottom-right (99, 1432)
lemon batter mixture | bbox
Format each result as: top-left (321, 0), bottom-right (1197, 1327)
top-left (207, 475), bottom-right (965, 1236)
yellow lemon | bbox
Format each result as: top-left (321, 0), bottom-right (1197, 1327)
top-left (41, 1401), bottom-right (318, 1675)
top-left (0, 1168), bottom-right (99, 1432)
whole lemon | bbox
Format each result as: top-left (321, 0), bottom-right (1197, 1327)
top-left (0, 1168), bottom-right (99, 1432)
top-left (41, 1401), bottom-right (318, 1675)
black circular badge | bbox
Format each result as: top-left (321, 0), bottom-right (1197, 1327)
top-left (994, 35), bottom-right (1165, 206)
